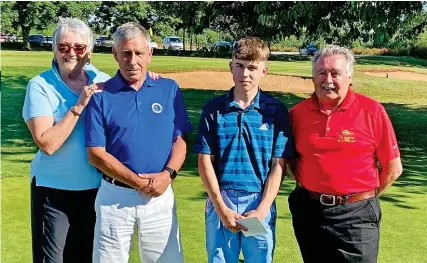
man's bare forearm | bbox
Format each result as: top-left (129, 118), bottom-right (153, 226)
top-left (164, 134), bottom-right (187, 172)
top-left (87, 147), bottom-right (149, 189)
top-left (377, 157), bottom-right (403, 195)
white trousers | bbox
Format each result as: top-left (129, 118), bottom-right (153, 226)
top-left (93, 180), bottom-right (184, 263)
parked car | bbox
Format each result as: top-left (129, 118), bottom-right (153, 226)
top-left (28, 34), bottom-right (45, 45)
top-left (299, 43), bottom-right (318, 56)
top-left (0, 32), bottom-right (6, 42)
top-left (7, 33), bottom-right (18, 42)
top-left (96, 36), bottom-right (114, 47)
top-left (162, 36), bottom-right (183, 51)
top-left (212, 41), bottom-right (231, 50)
top-left (150, 40), bottom-right (158, 49)
top-left (41, 36), bottom-right (53, 47)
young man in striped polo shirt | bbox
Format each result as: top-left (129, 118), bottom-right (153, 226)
top-left (194, 37), bottom-right (294, 263)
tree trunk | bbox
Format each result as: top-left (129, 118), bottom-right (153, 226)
top-left (183, 27), bottom-right (186, 51)
top-left (21, 25), bottom-right (31, 50)
top-left (190, 32), bottom-right (193, 51)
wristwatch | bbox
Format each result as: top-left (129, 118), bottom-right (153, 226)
top-left (163, 166), bottom-right (177, 180)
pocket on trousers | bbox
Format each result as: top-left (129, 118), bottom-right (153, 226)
top-left (205, 198), bottom-right (216, 224)
top-left (288, 188), bottom-right (298, 214)
top-left (266, 202), bottom-right (277, 228)
top-left (367, 198), bottom-right (381, 226)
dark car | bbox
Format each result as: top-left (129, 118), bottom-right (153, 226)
top-left (300, 44), bottom-right (318, 56)
top-left (41, 36), bottom-right (53, 47)
top-left (28, 34), bottom-right (45, 45)
top-left (212, 41), bottom-right (231, 50)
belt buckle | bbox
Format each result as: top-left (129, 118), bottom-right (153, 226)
top-left (320, 194), bottom-right (336, 206)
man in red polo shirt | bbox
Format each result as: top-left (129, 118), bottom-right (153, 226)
top-left (288, 45), bottom-right (402, 263)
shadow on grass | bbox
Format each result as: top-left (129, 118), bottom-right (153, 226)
top-left (185, 191), bottom-right (208, 201)
top-left (1, 75), bottom-right (34, 149)
top-left (382, 103), bottom-right (427, 205)
top-left (356, 55), bottom-right (427, 68)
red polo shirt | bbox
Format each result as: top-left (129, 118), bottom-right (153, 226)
top-left (289, 89), bottom-right (400, 195)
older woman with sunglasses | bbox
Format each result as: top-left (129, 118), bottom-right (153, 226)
top-left (22, 18), bottom-right (110, 263)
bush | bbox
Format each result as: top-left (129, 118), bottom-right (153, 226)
top-left (0, 42), bottom-right (53, 51)
top-left (269, 44), bottom-right (298, 52)
top-left (409, 46), bottom-right (427, 60)
top-left (352, 47), bottom-right (388, 55)
top-left (384, 48), bottom-right (410, 57)
top-left (212, 45), bottom-right (232, 58)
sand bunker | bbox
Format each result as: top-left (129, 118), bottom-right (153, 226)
top-left (363, 70), bottom-right (427, 82)
top-left (162, 71), bottom-right (314, 93)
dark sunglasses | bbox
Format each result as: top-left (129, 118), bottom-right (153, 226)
top-left (56, 43), bottom-right (87, 55)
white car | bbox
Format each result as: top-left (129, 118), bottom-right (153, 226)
top-left (150, 41), bottom-right (158, 49)
top-left (162, 36), bottom-right (183, 50)
top-left (96, 36), bottom-right (114, 47)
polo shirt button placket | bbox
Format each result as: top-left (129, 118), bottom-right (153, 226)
top-left (326, 116), bottom-right (331, 134)
top-left (240, 111), bottom-right (244, 135)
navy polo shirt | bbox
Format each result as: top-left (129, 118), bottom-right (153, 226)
top-left (194, 88), bottom-right (294, 193)
top-left (85, 71), bottom-right (192, 175)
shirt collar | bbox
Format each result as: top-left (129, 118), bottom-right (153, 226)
top-left (110, 70), bottom-right (154, 91)
top-left (308, 87), bottom-right (355, 112)
top-left (225, 87), bottom-right (264, 111)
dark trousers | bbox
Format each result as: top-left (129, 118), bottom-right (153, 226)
top-left (288, 187), bottom-right (381, 263)
top-left (31, 177), bottom-right (98, 263)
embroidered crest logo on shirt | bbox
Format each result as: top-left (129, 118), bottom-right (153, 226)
top-left (151, 103), bottom-right (163, 113)
top-left (259, 123), bottom-right (269, 131)
top-left (338, 130), bottom-right (356, 142)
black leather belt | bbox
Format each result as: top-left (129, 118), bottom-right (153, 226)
top-left (102, 174), bottom-right (133, 189)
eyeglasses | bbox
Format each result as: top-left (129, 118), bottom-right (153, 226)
top-left (56, 43), bottom-right (87, 55)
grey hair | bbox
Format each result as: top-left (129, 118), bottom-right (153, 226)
top-left (52, 17), bottom-right (94, 53)
top-left (112, 22), bottom-right (151, 48)
top-left (312, 45), bottom-right (355, 77)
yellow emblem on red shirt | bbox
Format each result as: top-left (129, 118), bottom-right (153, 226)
top-left (338, 130), bottom-right (356, 143)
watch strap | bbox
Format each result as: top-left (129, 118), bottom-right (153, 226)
top-left (163, 166), bottom-right (177, 180)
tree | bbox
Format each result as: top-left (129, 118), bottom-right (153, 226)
top-left (56, 1), bottom-right (99, 22)
top-left (3, 1), bottom-right (99, 48)
top-left (0, 2), bottom-right (19, 34)
top-left (203, 1), bottom-right (260, 40)
top-left (89, 2), bottom-right (151, 35)
top-left (151, 2), bottom-right (207, 50)
top-left (12, 1), bottom-right (59, 48)
top-left (256, 1), bottom-right (424, 47)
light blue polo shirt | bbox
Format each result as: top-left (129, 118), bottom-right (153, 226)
top-left (85, 71), bottom-right (192, 175)
top-left (22, 60), bottom-right (110, 190)
top-left (194, 88), bottom-right (295, 193)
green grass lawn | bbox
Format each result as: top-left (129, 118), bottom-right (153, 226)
top-left (2, 51), bottom-right (427, 263)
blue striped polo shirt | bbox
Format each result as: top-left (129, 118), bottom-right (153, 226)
top-left (194, 88), bottom-right (294, 193)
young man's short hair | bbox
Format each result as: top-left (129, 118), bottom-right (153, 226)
top-left (232, 37), bottom-right (270, 62)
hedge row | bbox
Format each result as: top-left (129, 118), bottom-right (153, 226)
top-left (352, 46), bottom-right (427, 59)
top-left (2, 41), bottom-right (427, 60)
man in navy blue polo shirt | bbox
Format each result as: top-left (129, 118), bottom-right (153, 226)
top-left (85, 22), bottom-right (191, 263)
top-left (194, 37), bottom-right (294, 263)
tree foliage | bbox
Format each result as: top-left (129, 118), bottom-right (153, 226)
top-left (256, 1), bottom-right (424, 47)
top-left (1, 1), bottom-right (426, 50)
top-left (2, 1), bottom-right (98, 47)
top-left (89, 1), bottom-right (151, 35)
